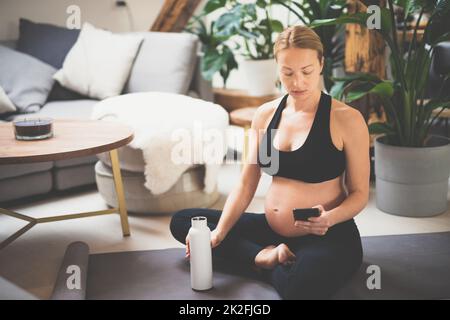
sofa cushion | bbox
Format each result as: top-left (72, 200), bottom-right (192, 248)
top-left (124, 32), bottom-right (199, 94)
top-left (47, 82), bottom-right (89, 102)
top-left (0, 45), bottom-right (56, 113)
top-left (53, 23), bottom-right (144, 100)
top-left (15, 18), bottom-right (89, 102)
top-left (0, 40), bottom-right (17, 49)
top-left (0, 86), bottom-right (16, 114)
top-left (0, 162), bottom-right (53, 180)
top-left (27, 99), bottom-right (99, 120)
top-left (17, 18), bottom-right (80, 69)
top-left (0, 170), bottom-right (52, 203)
top-left (53, 163), bottom-right (96, 191)
top-left (54, 156), bottom-right (98, 169)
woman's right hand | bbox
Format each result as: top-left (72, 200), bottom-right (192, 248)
top-left (185, 228), bottom-right (225, 259)
top-left (210, 228), bottom-right (224, 249)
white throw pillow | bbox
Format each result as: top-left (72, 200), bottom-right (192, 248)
top-left (53, 22), bottom-right (143, 100)
top-left (0, 86), bottom-right (16, 114)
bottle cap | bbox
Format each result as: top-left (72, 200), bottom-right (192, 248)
top-left (191, 216), bottom-right (207, 228)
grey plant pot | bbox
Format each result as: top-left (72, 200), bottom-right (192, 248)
top-left (374, 135), bottom-right (450, 217)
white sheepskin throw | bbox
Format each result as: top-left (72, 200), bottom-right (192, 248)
top-left (91, 92), bottom-right (229, 195)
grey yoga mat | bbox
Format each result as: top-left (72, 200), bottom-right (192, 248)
top-left (51, 232), bottom-right (450, 300)
top-left (334, 231), bottom-right (450, 300)
top-left (51, 243), bottom-right (279, 300)
top-left (50, 241), bottom-right (89, 300)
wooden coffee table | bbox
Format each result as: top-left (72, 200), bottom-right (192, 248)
top-left (0, 119), bottom-right (134, 249)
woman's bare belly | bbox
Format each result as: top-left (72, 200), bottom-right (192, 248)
top-left (264, 174), bottom-right (347, 237)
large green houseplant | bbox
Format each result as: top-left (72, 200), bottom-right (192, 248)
top-left (311, 0), bottom-right (449, 147)
top-left (186, 0), bottom-right (284, 94)
top-left (310, 0), bottom-right (450, 217)
top-left (190, 0), bottom-right (346, 93)
top-left (210, 0), bottom-right (284, 60)
top-left (184, 15), bottom-right (238, 88)
top-left (212, 0), bottom-right (285, 95)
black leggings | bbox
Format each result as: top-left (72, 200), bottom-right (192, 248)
top-left (170, 208), bottom-right (363, 299)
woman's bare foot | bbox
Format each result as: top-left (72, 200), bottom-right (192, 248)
top-left (254, 245), bottom-right (279, 269)
top-left (277, 243), bottom-right (296, 266)
top-left (254, 244), bottom-right (297, 270)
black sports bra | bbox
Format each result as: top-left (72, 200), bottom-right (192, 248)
top-left (257, 91), bottom-right (346, 183)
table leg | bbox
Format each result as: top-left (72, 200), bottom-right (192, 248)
top-left (0, 219), bottom-right (36, 250)
top-left (0, 150), bottom-right (131, 249)
top-left (109, 149), bottom-right (130, 237)
top-left (241, 124), bottom-right (250, 170)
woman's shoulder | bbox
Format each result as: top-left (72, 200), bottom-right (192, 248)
top-left (251, 95), bottom-right (285, 130)
top-left (330, 97), bottom-right (368, 134)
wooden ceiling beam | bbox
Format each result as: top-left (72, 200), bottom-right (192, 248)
top-left (150, 0), bottom-right (202, 32)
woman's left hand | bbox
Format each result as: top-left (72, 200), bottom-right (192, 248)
top-left (294, 205), bottom-right (333, 236)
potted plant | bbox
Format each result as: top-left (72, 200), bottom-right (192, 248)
top-left (184, 15), bottom-right (238, 88)
top-left (202, 0), bottom-right (284, 95)
top-left (310, 0), bottom-right (450, 217)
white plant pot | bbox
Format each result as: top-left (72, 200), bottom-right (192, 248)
top-left (241, 58), bottom-right (278, 96)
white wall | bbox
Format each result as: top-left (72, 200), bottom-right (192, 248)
top-left (0, 0), bottom-right (293, 91)
top-left (0, 0), bottom-right (205, 40)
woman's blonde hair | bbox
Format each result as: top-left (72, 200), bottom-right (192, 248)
top-left (273, 25), bottom-right (323, 63)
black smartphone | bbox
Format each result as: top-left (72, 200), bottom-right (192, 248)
top-left (293, 208), bottom-right (321, 221)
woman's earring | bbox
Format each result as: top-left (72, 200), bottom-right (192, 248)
top-left (275, 79), bottom-right (282, 91)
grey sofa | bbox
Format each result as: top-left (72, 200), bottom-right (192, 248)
top-left (0, 31), bottom-right (214, 205)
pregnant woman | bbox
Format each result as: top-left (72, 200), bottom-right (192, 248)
top-left (170, 25), bottom-right (370, 299)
